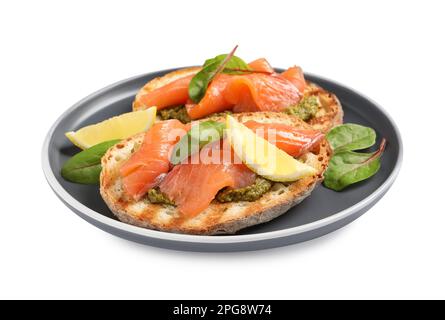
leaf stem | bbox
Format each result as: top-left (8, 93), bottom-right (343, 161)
top-left (362, 138), bottom-right (386, 164)
top-left (213, 45), bottom-right (239, 77)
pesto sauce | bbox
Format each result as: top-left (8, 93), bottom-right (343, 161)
top-left (285, 96), bottom-right (319, 121)
top-left (147, 188), bottom-right (175, 206)
top-left (147, 178), bottom-right (272, 206)
top-left (158, 105), bottom-right (191, 124)
top-left (216, 177), bottom-right (272, 203)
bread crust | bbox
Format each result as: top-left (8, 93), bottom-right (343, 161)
top-left (100, 112), bottom-right (332, 235)
top-left (132, 67), bottom-right (343, 132)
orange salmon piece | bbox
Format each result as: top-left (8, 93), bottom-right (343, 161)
top-left (120, 120), bottom-right (187, 200)
top-left (159, 141), bottom-right (255, 217)
top-left (243, 121), bottom-right (324, 157)
top-left (139, 75), bottom-right (194, 110)
top-left (225, 74), bottom-right (302, 113)
top-left (281, 66), bottom-right (306, 93)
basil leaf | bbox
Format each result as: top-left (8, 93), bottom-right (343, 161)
top-left (189, 46), bottom-right (243, 103)
top-left (61, 140), bottom-right (120, 184)
top-left (327, 124), bottom-right (376, 153)
top-left (323, 139), bottom-right (386, 191)
top-left (170, 121), bottom-right (225, 165)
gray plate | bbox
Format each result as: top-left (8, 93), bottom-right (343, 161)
top-left (42, 68), bottom-right (403, 252)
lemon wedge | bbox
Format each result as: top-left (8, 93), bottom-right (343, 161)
top-left (226, 115), bottom-right (317, 182)
top-left (66, 107), bottom-right (156, 149)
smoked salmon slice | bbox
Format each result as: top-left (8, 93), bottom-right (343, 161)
top-left (246, 58), bottom-right (275, 73)
top-left (281, 66), bottom-right (306, 93)
top-left (159, 141), bottom-right (256, 217)
top-left (225, 74), bottom-right (302, 113)
top-left (187, 61), bottom-right (304, 118)
top-left (139, 75), bottom-right (194, 110)
top-left (186, 73), bottom-right (302, 118)
top-left (185, 59), bottom-right (275, 119)
top-left (120, 119), bottom-right (187, 200)
top-left (243, 121), bottom-right (324, 157)
top-left (185, 74), bottom-right (233, 119)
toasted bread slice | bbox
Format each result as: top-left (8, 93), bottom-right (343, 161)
top-left (100, 112), bottom-right (332, 235)
top-left (133, 67), bottom-right (343, 132)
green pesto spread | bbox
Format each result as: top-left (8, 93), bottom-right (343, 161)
top-left (158, 105), bottom-right (191, 124)
top-left (147, 188), bottom-right (175, 206)
top-left (146, 178), bottom-right (272, 206)
top-left (285, 96), bottom-right (319, 121)
top-left (216, 177), bottom-right (272, 203)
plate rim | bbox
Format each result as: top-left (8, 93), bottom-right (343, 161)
top-left (42, 69), bottom-right (403, 244)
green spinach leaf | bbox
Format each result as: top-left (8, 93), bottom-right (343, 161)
top-left (327, 123), bottom-right (376, 153)
top-left (203, 54), bottom-right (250, 75)
top-left (323, 139), bottom-right (386, 191)
top-left (188, 46), bottom-right (246, 103)
top-left (170, 121), bottom-right (225, 165)
top-left (61, 139), bottom-right (120, 184)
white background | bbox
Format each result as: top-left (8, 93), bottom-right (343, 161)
top-left (1, 0), bottom-right (444, 300)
